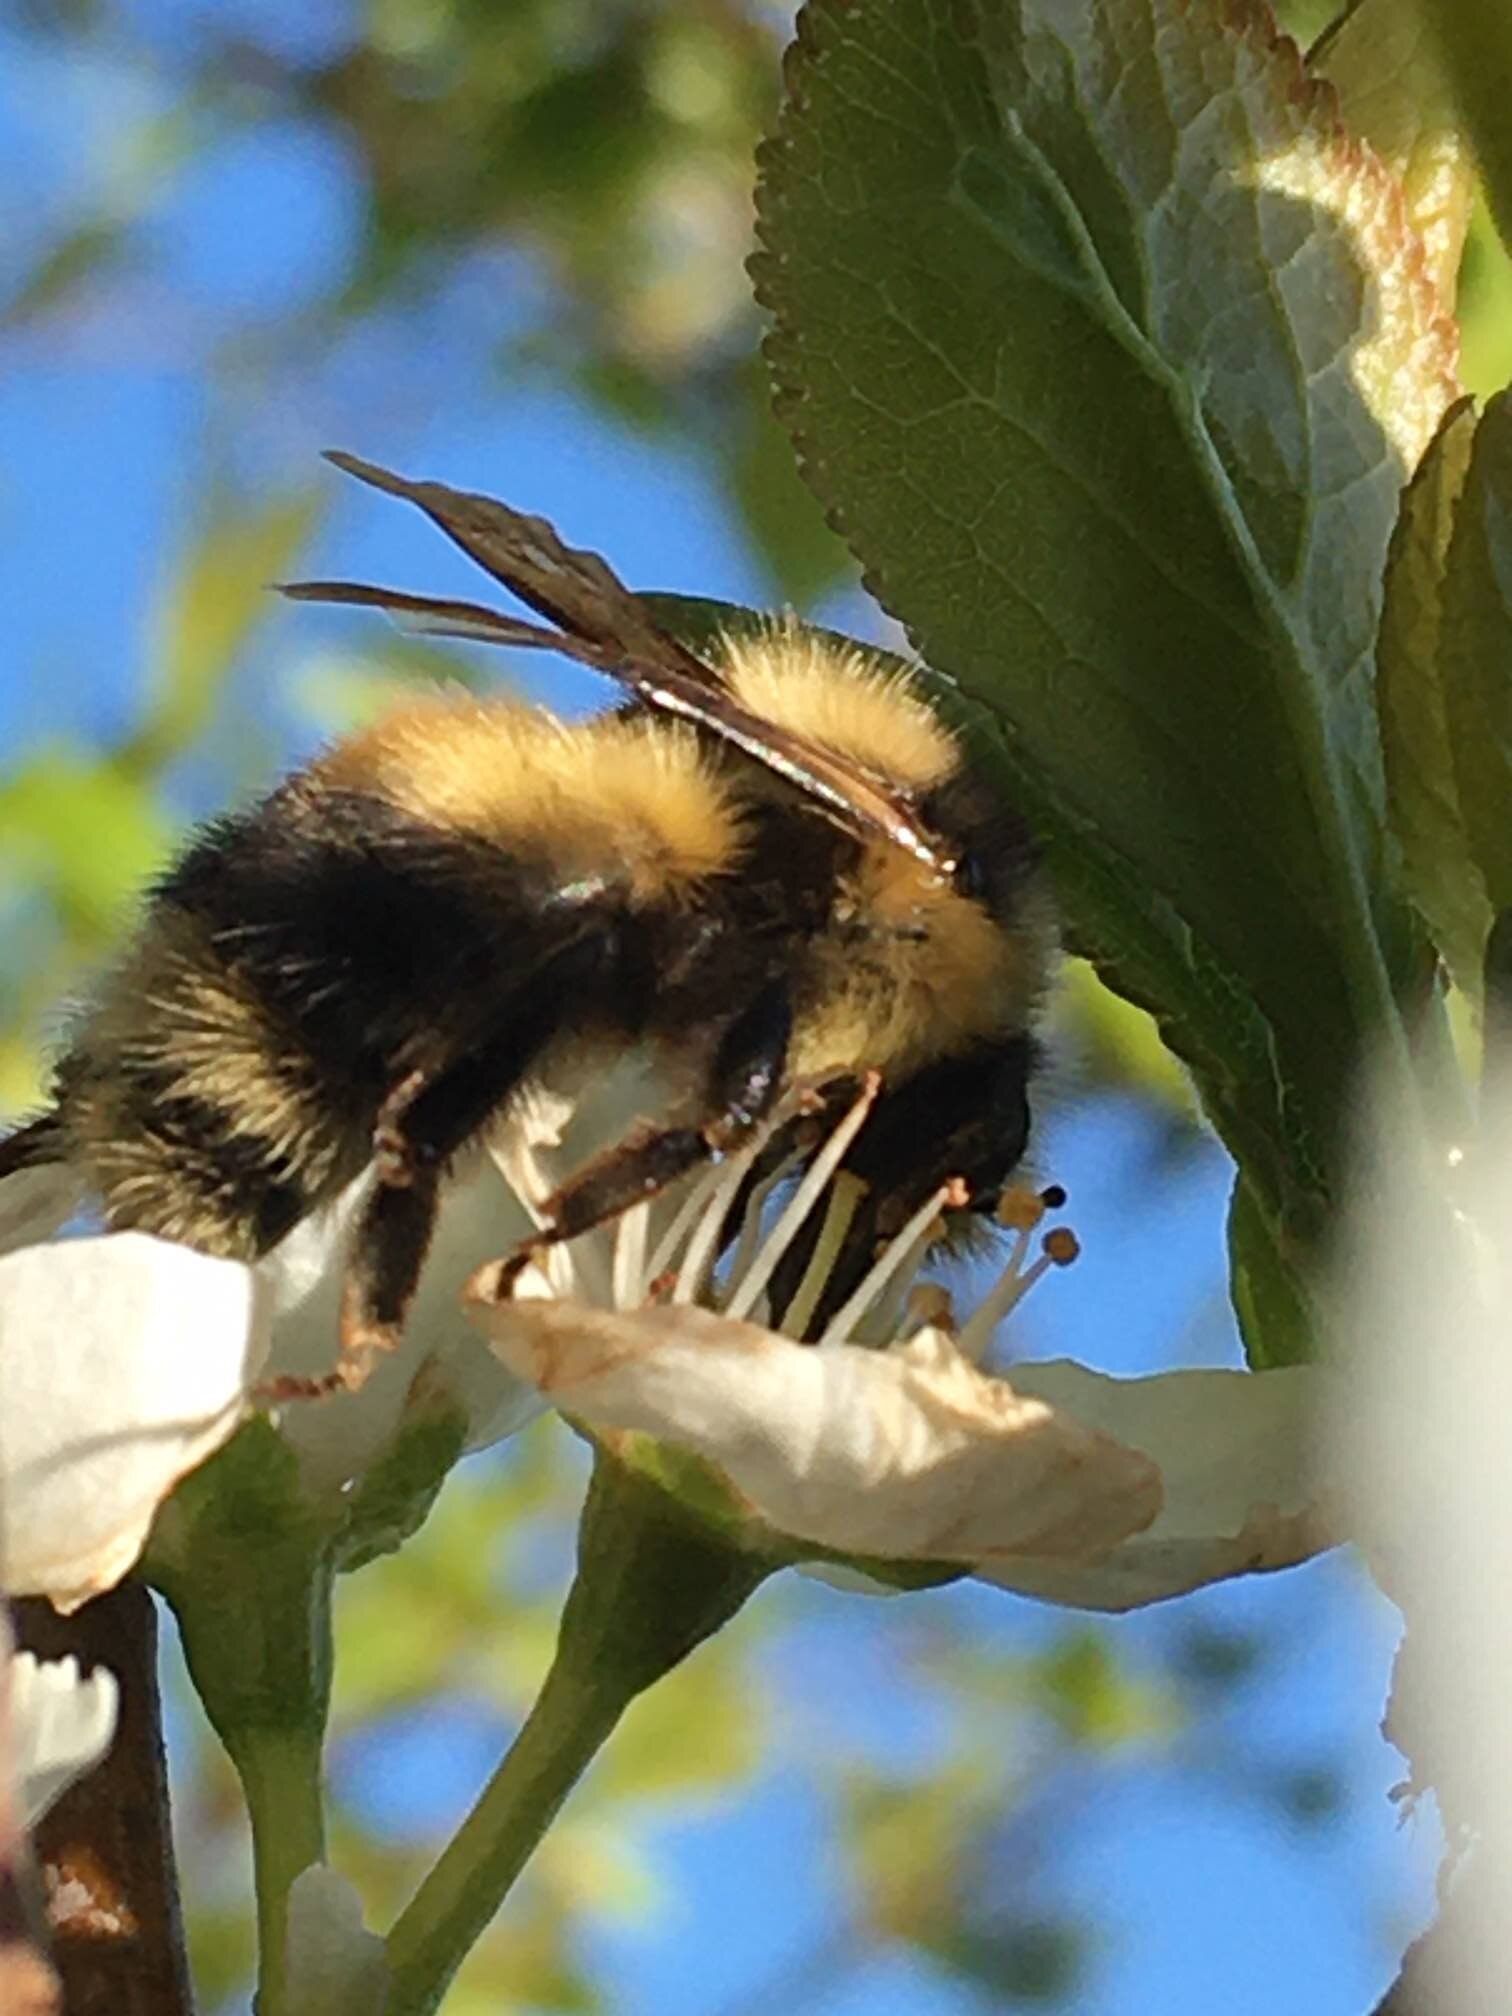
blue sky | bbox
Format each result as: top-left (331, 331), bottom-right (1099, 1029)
top-left (0, 11), bottom-right (1438, 2010)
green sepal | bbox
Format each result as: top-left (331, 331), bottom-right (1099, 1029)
top-left (604, 1425), bottom-right (967, 1592)
top-left (334, 1386), bottom-right (469, 1574)
top-left (147, 1416), bottom-right (334, 1749)
top-left (146, 1417), bottom-right (335, 2015)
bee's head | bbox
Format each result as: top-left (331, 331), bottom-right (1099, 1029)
top-left (920, 762), bottom-right (1046, 941)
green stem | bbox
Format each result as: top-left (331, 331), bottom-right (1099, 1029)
top-left (235, 1725), bottom-right (329, 2016)
top-left (149, 1421), bottom-right (338, 2016)
top-left (382, 1452), bottom-right (771, 2016)
top-left (383, 1637), bottom-right (625, 2010)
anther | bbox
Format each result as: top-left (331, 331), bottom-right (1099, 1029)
top-left (904, 1283), bottom-right (954, 1331)
top-left (996, 1183), bottom-right (1048, 1232)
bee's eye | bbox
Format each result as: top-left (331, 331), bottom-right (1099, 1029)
top-left (954, 850), bottom-right (988, 902)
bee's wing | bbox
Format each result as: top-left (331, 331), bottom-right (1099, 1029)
top-left (285, 452), bottom-right (950, 872)
top-left (279, 579), bottom-right (574, 653)
top-left (322, 450), bottom-right (714, 681)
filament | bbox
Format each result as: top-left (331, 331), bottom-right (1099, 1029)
top-left (722, 1077), bottom-right (878, 1322)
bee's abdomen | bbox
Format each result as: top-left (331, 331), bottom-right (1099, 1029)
top-left (59, 905), bottom-right (360, 1259)
top-left (53, 776), bottom-right (647, 1260)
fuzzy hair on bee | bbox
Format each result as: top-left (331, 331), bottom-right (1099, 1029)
top-left (0, 454), bottom-right (1054, 1394)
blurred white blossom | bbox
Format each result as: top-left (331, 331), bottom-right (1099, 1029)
top-left (1339, 1082), bottom-right (1512, 2012)
top-left (7, 1651), bottom-right (119, 1827)
top-left (282, 1864), bottom-right (389, 2014)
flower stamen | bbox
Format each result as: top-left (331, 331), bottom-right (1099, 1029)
top-left (721, 1075), bottom-right (879, 1321)
top-left (959, 1205), bottom-right (1079, 1364)
top-left (856, 1216), bottom-right (953, 1347)
top-left (773, 1171), bottom-right (866, 1339)
top-left (902, 1282), bottom-right (955, 1334)
top-left (640, 1163), bottom-right (731, 1300)
top-left (718, 1148), bottom-right (804, 1310)
top-left (816, 1176), bottom-right (967, 1349)
top-left (671, 1141), bottom-right (769, 1307)
top-left (611, 1199), bottom-right (651, 1311)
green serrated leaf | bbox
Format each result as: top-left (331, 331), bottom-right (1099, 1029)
top-left (754, 0), bottom-right (1456, 1189)
top-left (723, 367), bottom-right (853, 605)
top-left (1441, 392), bottom-right (1512, 916)
top-left (1227, 1170), bottom-right (1320, 1368)
top-left (1378, 396), bottom-right (1491, 999)
top-left (1312, 0), bottom-right (1473, 303)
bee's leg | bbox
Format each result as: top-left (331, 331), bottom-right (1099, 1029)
top-left (267, 935), bottom-right (618, 1401)
top-left (490, 982), bottom-right (794, 1290)
top-left (335, 1169), bottom-right (443, 1380)
top-left (259, 1163), bottom-right (448, 1401)
top-left (265, 1043), bottom-right (550, 1400)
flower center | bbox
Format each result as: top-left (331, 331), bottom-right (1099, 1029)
top-left (484, 1075), bottom-right (1077, 1360)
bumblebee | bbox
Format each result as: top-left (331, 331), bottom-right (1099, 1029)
top-left (0, 454), bottom-right (1053, 1388)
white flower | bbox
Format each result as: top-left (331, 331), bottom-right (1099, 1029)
top-left (0, 1063), bottom-right (1326, 1616)
top-left (980, 1358), bottom-right (1320, 1609)
top-left (0, 1115), bottom-right (557, 1607)
top-left (466, 1083), bottom-right (1328, 1608)
top-left (257, 1150), bottom-right (543, 1495)
top-left (6, 1650), bottom-right (119, 1827)
top-left (0, 1230), bottom-right (267, 1609)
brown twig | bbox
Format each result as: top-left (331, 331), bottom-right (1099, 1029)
top-left (10, 1586), bottom-right (194, 2016)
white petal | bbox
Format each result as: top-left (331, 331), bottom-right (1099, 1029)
top-left (0, 1233), bottom-right (265, 1608)
top-left (266, 1158), bottom-right (543, 1492)
top-left (7, 1652), bottom-right (120, 1827)
top-left (977, 1361), bottom-right (1326, 1610)
top-left (469, 1298), bottom-right (1162, 1564)
top-left (282, 1865), bottom-right (389, 2014)
top-left (259, 1182), bottom-right (360, 1321)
